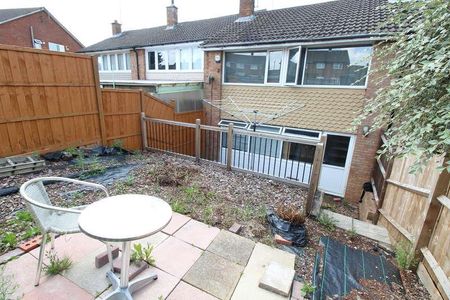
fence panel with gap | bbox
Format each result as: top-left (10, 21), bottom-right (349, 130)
top-left (142, 117), bottom-right (320, 187)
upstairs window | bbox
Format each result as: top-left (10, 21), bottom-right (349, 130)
top-left (224, 51), bottom-right (267, 84)
top-left (303, 46), bottom-right (372, 86)
top-left (267, 51), bottom-right (283, 83)
top-left (48, 42), bottom-right (65, 52)
top-left (147, 46), bottom-right (203, 71)
top-left (148, 51), bottom-right (156, 70)
top-left (98, 52), bottom-right (131, 71)
top-left (285, 48), bottom-right (299, 84)
top-left (157, 51), bottom-right (167, 70)
top-left (168, 50), bottom-right (177, 70)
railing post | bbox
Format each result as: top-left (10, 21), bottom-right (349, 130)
top-left (140, 112), bottom-right (148, 150)
top-left (306, 134), bottom-right (327, 215)
top-left (195, 119), bottom-right (201, 163)
top-left (227, 123), bottom-right (234, 171)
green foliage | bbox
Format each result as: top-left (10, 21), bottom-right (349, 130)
top-left (347, 219), bottom-right (357, 239)
top-left (124, 175), bottom-right (135, 187)
top-left (317, 213), bottom-right (336, 231)
top-left (24, 227), bottom-right (41, 240)
top-left (395, 241), bottom-right (417, 270)
top-left (73, 149), bottom-right (86, 170)
top-left (202, 206), bottom-right (214, 225)
top-left (64, 147), bottom-right (79, 156)
top-left (354, 0), bottom-right (450, 173)
top-left (1, 233), bottom-right (17, 249)
top-left (301, 282), bottom-right (316, 297)
top-left (15, 211), bottom-right (33, 223)
top-left (131, 243), bottom-right (155, 265)
top-left (0, 266), bottom-right (17, 300)
top-left (111, 139), bottom-right (124, 149)
top-left (44, 252), bottom-right (73, 275)
top-left (171, 200), bottom-right (188, 214)
top-left (79, 158), bottom-right (106, 179)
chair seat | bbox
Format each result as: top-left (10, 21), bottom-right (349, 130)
top-left (46, 211), bottom-right (81, 234)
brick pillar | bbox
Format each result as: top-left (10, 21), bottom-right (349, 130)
top-left (130, 50), bottom-right (138, 80)
top-left (203, 51), bottom-right (223, 126)
top-left (239, 0), bottom-right (254, 17)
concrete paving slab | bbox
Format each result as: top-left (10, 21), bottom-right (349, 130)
top-left (207, 230), bottom-right (255, 266)
top-left (258, 261), bottom-right (295, 297)
top-left (162, 212), bottom-right (191, 235)
top-left (132, 231), bottom-right (169, 248)
top-left (246, 243), bottom-right (295, 272)
top-left (63, 247), bottom-right (113, 296)
top-left (174, 219), bottom-right (220, 250)
top-left (167, 281), bottom-right (219, 300)
top-left (22, 275), bottom-right (92, 300)
top-left (183, 251), bottom-right (244, 300)
top-left (152, 236), bottom-right (202, 278)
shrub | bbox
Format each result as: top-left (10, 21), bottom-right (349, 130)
top-left (395, 242), bottom-right (417, 270)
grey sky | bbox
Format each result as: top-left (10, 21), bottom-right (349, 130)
top-left (1, 0), bottom-right (331, 47)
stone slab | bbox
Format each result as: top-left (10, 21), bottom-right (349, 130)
top-left (206, 230), bottom-right (255, 266)
top-left (167, 281), bottom-right (219, 300)
top-left (291, 281), bottom-right (305, 300)
top-left (258, 261), bottom-right (295, 297)
top-left (22, 275), bottom-right (92, 300)
top-left (132, 231), bottom-right (169, 248)
top-left (0, 248), bottom-right (24, 264)
top-left (183, 251), bottom-right (244, 300)
top-left (162, 212), bottom-right (191, 235)
top-left (174, 219), bottom-right (220, 250)
top-left (152, 236), bottom-right (202, 278)
top-left (228, 223), bottom-right (242, 234)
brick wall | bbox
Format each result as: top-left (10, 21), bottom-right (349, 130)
top-left (203, 51), bottom-right (223, 126)
top-left (137, 49), bottom-right (146, 80)
top-left (0, 10), bottom-right (82, 52)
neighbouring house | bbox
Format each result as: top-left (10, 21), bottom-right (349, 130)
top-left (0, 7), bottom-right (83, 52)
top-left (81, 0), bottom-right (391, 201)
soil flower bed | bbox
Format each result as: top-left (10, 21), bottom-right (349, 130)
top-left (0, 150), bottom-right (429, 299)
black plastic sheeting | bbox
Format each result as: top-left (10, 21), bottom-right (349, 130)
top-left (312, 237), bottom-right (402, 300)
top-left (0, 186), bottom-right (19, 197)
top-left (42, 146), bottom-right (130, 162)
top-left (267, 209), bottom-right (307, 247)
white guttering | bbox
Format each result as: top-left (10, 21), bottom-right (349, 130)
top-left (201, 37), bottom-right (388, 51)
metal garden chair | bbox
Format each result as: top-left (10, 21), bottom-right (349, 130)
top-left (20, 176), bottom-right (113, 286)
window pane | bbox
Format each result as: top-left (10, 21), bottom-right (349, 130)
top-left (286, 48), bottom-right (299, 83)
top-left (224, 52), bottom-right (266, 84)
top-left (250, 137), bottom-right (280, 157)
top-left (110, 55), bottom-right (117, 70)
top-left (97, 56), bottom-right (103, 71)
top-left (282, 142), bottom-right (315, 164)
top-left (102, 56), bottom-right (109, 71)
top-left (157, 51), bottom-right (167, 70)
top-left (125, 53), bottom-right (131, 70)
top-left (168, 50), bottom-right (177, 70)
top-left (323, 135), bottom-right (350, 167)
top-left (303, 46), bottom-right (372, 86)
top-left (180, 48), bottom-right (191, 70)
top-left (117, 53), bottom-right (124, 70)
top-left (267, 51), bottom-right (282, 83)
top-left (192, 48), bottom-right (202, 70)
top-left (221, 133), bottom-right (248, 151)
top-left (284, 128), bottom-right (320, 138)
top-left (148, 51), bottom-right (155, 70)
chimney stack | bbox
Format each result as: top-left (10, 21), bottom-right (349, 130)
top-left (166, 0), bottom-right (178, 28)
top-left (111, 20), bottom-right (121, 35)
top-left (239, 0), bottom-right (254, 18)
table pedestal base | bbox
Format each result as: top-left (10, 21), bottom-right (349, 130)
top-left (103, 270), bottom-right (158, 300)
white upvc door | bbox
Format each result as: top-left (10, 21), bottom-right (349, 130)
top-left (318, 134), bottom-right (356, 197)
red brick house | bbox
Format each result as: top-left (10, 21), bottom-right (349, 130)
top-left (82, 0), bottom-right (391, 202)
top-left (0, 7), bottom-right (83, 52)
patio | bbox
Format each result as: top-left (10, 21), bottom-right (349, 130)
top-left (1, 212), bottom-right (298, 300)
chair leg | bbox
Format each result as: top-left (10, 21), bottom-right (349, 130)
top-left (50, 233), bottom-right (55, 250)
top-left (35, 232), bottom-right (47, 286)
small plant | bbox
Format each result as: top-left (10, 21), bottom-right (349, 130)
top-left (71, 191), bottom-right (84, 200)
top-left (111, 139), bottom-right (124, 150)
top-left (276, 203), bottom-right (305, 225)
top-left (15, 210), bottom-right (33, 222)
top-left (64, 146), bottom-right (79, 156)
top-left (395, 242), bottom-right (417, 270)
top-left (124, 175), bottom-right (135, 187)
top-left (184, 186), bottom-right (202, 202)
top-left (44, 251), bottom-right (73, 275)
top-left (202, 206), bottom-right (214, 225)
top-left (347, 219), bottom-right (357, 239)
top-left (131, 243), bottom-right (155, 266)
top-left (317, 212), bottom-right (336, 231)
top-left (1, 233), bottom-right (17, 249)
top-left (301, 282), bottom-right (316, 297)
top-left (24, 227), bottom-right (41, 239)
top-left (171, 200), bottom-right (188, 214)
top-left (0, 266), bottom-right (17, 300)
top-left (73, 149), bottom-right (86, 170)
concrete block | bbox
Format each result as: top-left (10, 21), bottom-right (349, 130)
top-left (95, 246), bottom-right (119, 268)
top-left (258, 261), bottom-right (295, 297)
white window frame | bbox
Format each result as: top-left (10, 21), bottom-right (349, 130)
top-left (301, 46), bottom-right (372, 89)
top-left (48, 42), bottom-right (65, 52)
top-left (284, 47), bottom-right (301, 86)
top-left (145, 42), bottom-right (203, 72)
top-left (264, 50), bottom-right (284, 85)
top-left (98, 51), bottom-right (131, 73)
top-left (218, 119), bottom-right (249, 129)
top-left (282, 127), bottom-right (321, 141)
top-left (248, 123), bottom-right (282, 134)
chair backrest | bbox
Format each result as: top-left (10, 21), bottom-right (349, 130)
top-left (20, 179), bottom-right (53, 230)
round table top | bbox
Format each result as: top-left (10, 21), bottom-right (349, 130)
top-left (78, 194), bottom-right (172, 242)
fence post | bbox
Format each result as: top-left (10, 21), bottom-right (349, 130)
top-left (306, 134), bottom-right (327, 215)
top-left (195, 119), bottom-right (201, 163)
top-left (91, 56), bottom-right (107, 146)
top-left (226, 123), bottom-right (234, 171)
top-left (140, 112), bottom-right (148, 150)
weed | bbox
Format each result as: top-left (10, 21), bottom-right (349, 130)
top-left (64, 147), bottom-right (78, 156)
top-left (15, 210), bottom-right (33, 222)
top-left (71, 191), bottom-right (84, 200)
top-left (124, 176), bottom-right (135, 187)
top-left (202, 206), bottom-right (214, 225)
top-left (1, 233), bottom-right (17, 249)
top-left (79, 159), bottom-right (106, 179)
top-left (317, 212), bottom-right (336, 231)
top-left (73, 149), bottom-right (86, 170)
top-left (347, 219), bottom-right (357, 239)
top-left (24, 227), bottom-right (41, 240)
top-left (44, 252), bottom-right (73, 275)
top-left (111, 139), bottom-right (124, 149)
top-left (301, 282), bottom-right (316, 297)
top-left (114, 182), bottom-right (127, 194)
top-left (131, 243), bottom-right (155, 266)
top-left (0, 266), bottom-right (17, 300)
top-left (171, 200), bottom-right (188, 214)
top-left (395, 242), bottom-right (417, 270)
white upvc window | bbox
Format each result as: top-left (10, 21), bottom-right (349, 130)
top-left (98, 52), bottom-right (131, 72)
top-left (146, 45), bottom-right (203, 72)
top-left (48, 42), bottom-right (65, 52)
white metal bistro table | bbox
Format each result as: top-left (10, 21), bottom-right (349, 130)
top-left (78, 194), bottom-right (172, 300)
